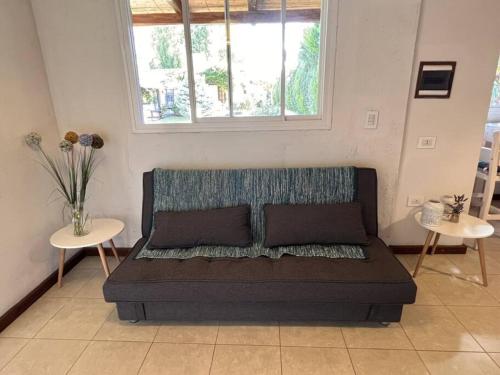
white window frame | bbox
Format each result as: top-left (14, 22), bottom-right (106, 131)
top-left (115, 0), bottom-right (338, 133)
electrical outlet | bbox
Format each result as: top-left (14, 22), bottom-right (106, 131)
top-left (417, 136), bottom-right (437, 149)
top-left (365, 110), bottom-right (379, 129)
top-left (407, 195), bottom-right (425, 207)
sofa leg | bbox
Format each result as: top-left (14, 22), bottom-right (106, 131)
top-left (380, 322), bottom-right (391, 327)
top-left (128, 320), bottom-right (139, 324)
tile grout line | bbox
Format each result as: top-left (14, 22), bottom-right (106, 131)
top-left (399, 311), bottom-right (433, 374)
top-left (413, 269), bottom-right (500, 307)
top-left (73, 270), bottom-right (105, 299)
top-left (399, 304), bottom-right (485, 362)
top-left (208, 323), bottom-right (219, 375)
top-left (210, 343), bottom-right (491, 352)
top-left (422, 242), bottom-right (500, 281)
top-left (1, 296), bottom-right (70, 340)
top-left (412, 348), bottom-right (487, 353)
top-left (484, 286), bottom-right (500, 304)
top-left (63, 339), bottom-right (91, 375)
top-left (485, 352), bottom-right (500, 370)
top-left (135, 342), bottom-right (153, 375)
top-left (346, 348), bottom-right (359, 375)
top-left (90, 308), bottom-right (115, 341)
top-left (66, 296), bottom-right (110, 300)
top-left (278, 323), bottom-right (283, 375)
top-left (438, 303), bottom-right (500, 307)
top-left (26, 336), bottom-right (157, 344)
top-left (415, 274), bottom-right (448, 307)
top-left (348, 347), bottom-right (488, 353)
top-left (405, 247), bottom-right (500, 277)
top-left (135, 321), bottom-right (161, 375)
top-left (340, 325), bottom-right (357, 374)
top-left (15, 335), bottom-right (496, 353)
top-left (47, 268), bottom-right (99, 299)
top-left (444, 249), bottom-right (472, 272)
top-left (0, 337), bottom-right (31, 372)
top-left (445, 245), bottom-right (500, 274)
top-left (444, 304), bottom-right (488, 353)
top-left (28, 297), bottom-right (72, 340)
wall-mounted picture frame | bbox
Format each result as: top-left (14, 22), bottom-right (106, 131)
top-left (415, 61), bottom-right (456, 99)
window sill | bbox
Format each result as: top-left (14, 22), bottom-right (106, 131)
top-left (132, 120), bottom-right (333, 133)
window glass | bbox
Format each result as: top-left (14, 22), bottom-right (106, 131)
top-left (189, 19), bottom-right (230, 117)
top-left (133, 23), bottom-right (192, 124)
top-left (228, 1), bottom-right (282, 117)
top-left (129, 0), bottom-right (325, 125)
top-left (285, 2), bottom-right (322, 116)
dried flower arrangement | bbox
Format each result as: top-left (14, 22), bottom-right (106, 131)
top-left (25, 131), bottom-right (104, 236)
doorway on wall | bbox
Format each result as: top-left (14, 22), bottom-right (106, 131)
top-left (484, 56), bottom-right (500, 141)
top-left (470, 55), bottom-right (500, 229)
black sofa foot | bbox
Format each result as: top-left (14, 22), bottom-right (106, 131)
top-left (128, 320), bottom-right (139, 324)
top-left (380, 322), bottom-right (391, 327)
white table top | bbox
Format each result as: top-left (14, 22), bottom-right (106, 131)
top-left (50, 218), bottom-right (124, 249)
top-left (415, 212), bottom-right (494, 239)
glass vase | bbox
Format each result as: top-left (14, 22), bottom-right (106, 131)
top-left (71, 206), bottom-right (87, 236)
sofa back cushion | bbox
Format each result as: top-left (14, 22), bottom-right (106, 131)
top-left (148, 205), bottom-right (252, 249)
top-left (263, 203), bottom-right (369, 247)
top-left (142, 167), bottom-right (378, 239)
top-left (149, 167), bottom-right (358, 247)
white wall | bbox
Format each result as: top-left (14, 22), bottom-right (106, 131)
top-left (390, 0), bottom-right (500, 245)
top-left (0, 0), bottom-right (66, 315)
top-left (31, 0), bottom-right (421, 246)
top-left (2, 0), bottom-right (497, 319)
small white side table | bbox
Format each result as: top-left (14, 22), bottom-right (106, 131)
top-left (50, 218), bottom-right (125, 287)
top-left (413, 212), bottom-right (494, 286)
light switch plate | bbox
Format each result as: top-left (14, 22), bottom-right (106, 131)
top-left (417, 136), bottom-right (437, 149)
top-left (365, 110), bottom-right (379, 129)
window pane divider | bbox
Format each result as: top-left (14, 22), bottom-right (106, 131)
top-left (316, 0), bottom-right (328, 118)
top-left (280, 0), bottom-right (287, 120)
top-left (181, 0), bottom-right (198, 123)
top-left (224, 0), bottom-right (235, 117)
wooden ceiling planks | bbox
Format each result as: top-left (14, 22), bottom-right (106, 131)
top-left (130, 0), bottom-right (176, 14)
top-left (130, 0), bottom-right (321, 24)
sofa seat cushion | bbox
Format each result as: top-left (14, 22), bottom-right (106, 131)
top-left (103, 236), bottom-right (416, 305)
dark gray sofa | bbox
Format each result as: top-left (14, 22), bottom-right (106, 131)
top-left (103, 168), bottom-right (416, 322)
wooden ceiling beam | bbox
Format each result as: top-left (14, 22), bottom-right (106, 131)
top-left (132, 9), bottom-right (320, 25)
top-left (248, 0), bottom-right (258, 11)
top-left (166, 0), bottom-right (182, 15)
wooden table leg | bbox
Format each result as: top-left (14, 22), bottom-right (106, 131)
top-left (430, 233), bottom-right (441, 255)
top-left (477, 238), bottom-right (488, 287)
top-left (58, 248), bottom-right (66, 288)
top-left (413, 230), bottom-right (435, 277)
top-left (97, 243), bottom-right (110, 277)
top-left (109, 238), bottom-right (121, 262)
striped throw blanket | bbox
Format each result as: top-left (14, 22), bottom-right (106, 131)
top-left (136, 167), bottom-right (366, 260)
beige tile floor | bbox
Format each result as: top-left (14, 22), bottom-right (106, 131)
top-left (3, 239), bottom-right (500, 374)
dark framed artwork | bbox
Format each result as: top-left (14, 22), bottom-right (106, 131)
top-left (415, 61), bottom-right (456, 99)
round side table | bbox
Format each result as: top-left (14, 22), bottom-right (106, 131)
top-left (413, 212), bottom-right (494, 286)
top-left (50, 218), bottom-right (125, 287)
